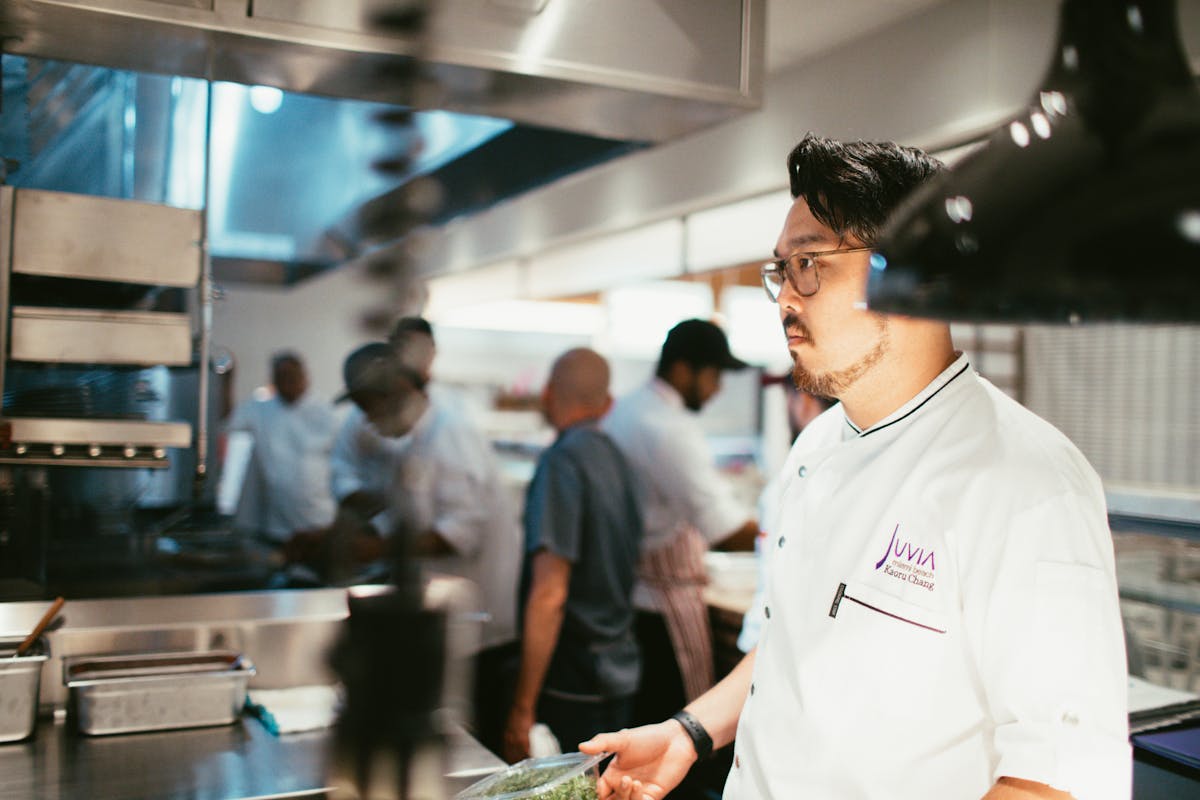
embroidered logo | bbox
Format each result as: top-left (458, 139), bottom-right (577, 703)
top-left (873, 523), bottom-right (936, 591)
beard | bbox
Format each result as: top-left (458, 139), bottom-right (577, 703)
top-left (787, 313), bottom-right (890, 398)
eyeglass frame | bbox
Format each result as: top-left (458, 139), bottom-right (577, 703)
top-left (760, 245), bottom-right (874, 302)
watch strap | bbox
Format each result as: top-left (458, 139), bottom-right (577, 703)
top-left (671, 710), bottom-right (713, 760)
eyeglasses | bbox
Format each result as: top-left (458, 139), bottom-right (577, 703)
top-left (760, 246), bottom-right (874, 302)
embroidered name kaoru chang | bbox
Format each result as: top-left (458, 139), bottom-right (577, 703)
top-left (874, 523), bottom-right (936, 591)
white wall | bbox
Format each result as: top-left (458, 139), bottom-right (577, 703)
top-left (214, 260), bottom-right (413, 407)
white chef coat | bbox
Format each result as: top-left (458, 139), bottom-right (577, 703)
top-left (736, 474), bottom-right (784, 653)
top-left (602, 379), bottom-right (750, 610)
top-left (726, 354), bottom-right (1130, 800)
top-left (330, 389), bottom-right (520, 650)
top-left (229, 393), bottom-right (337, 542)
top-left (329, 404), bottom-right (413, 532)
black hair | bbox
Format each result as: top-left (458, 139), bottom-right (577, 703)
top-left (389, 316), bottom-right (433, 342)
top-left (787, 133), bottom-right (944, 245)
top-left (270, 350), bottom-right (304, 373)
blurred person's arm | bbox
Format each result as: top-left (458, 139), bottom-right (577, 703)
top-left (503, 550), bottom-right (570, 762)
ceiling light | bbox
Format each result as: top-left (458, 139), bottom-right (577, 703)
top-left (248, 85), bottom-right (283, 114)
top-left (869, 0), bottom-right (1200, 322)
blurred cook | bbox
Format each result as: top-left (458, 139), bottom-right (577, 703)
top-left (228, 351), bottom-right (337, 545)
top-left (328, 321), bottom-right (521, 755)
top-left (504, 348), bottom-right (645, 762)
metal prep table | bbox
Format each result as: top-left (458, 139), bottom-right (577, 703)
top-left (0, 715), bottom-right (503, 800)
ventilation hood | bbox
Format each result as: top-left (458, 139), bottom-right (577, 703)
top-left (0, 0), bottom-right (764, 283)
top-left (869, 0), bottom-right (1200, 323)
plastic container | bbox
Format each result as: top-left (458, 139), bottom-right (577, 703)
top-left (454, 751), bottom-right (607, 800)
top-left (0, 637), bottom-right (49, 743)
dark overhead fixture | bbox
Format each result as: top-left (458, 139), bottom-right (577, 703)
top-left (869, 0), bottom-right (1200, 323)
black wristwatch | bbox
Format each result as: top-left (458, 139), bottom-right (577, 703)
top-left (671, 710), bottom-right (713, 760)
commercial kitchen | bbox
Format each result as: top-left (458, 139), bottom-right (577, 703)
top-left (1, 1), bottom-right (1199, 798)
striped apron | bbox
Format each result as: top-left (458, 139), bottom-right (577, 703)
top-left (639, 525), bottom-right (713, 702)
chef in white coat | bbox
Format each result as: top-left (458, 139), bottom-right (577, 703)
top-left (602, 319), bottom-right (758, 733)
top-left (329, 321), bottom-right (522, 756)
top-left (582, 134), bottom-right (1129, 800)
top-left (229, 351), bottom-right (337, 544)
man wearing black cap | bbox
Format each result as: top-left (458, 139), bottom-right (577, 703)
top-left (322, 322), bottom-right (523, 755)
top-left (602, 319), bottom-right (758, 741)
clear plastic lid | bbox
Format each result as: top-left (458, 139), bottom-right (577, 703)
top-left (455, 751), bottom-right (607, 800)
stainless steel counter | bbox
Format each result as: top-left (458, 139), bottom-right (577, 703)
top-left (0, 716), bottom-right (503, 800)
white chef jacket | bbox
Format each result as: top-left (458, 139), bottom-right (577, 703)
top-left (602, 379), bottom-right (750, 609)
top-left (736, 474), bottom-right (784, 653)
top-left (330, 389), bottom-right (520, 650)
top-left (726, 354), bottom-right (1130, 800)
top-left (229, 393), bottom-right (337, 542)
top-left (329, 404), bottom-right (413, 531)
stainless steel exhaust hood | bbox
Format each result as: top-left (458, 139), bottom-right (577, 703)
top-left (0, 0), bottom-right (764, 283)
top-left (0, 0), bottom-right (764, 144)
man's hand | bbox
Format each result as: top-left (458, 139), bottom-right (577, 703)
top-left (579, 721), bottom-right (698, 800)
top-left (502, 706), bottom-right (535, 764)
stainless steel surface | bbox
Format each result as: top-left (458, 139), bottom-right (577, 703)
top-left (0, 578), bottom-right (478, 713)
top-left (0, 0), bottom-right (762, 143)
top-left (65, 650), bottom-right (255, 736)
top-left (0, 637), bottom-right (47, 743)
top-left (10, 306), bottom-right (192, 366)
top-left (11, 188), bottom-right (201, 287)
top-left (0, 714), bottom-right (502, 800)
top-left (0, 417), bottom-right (192, 447)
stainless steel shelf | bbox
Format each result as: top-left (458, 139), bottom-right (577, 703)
top-left (10, 306), bottom-right (192, 366)
top-left (11, 188), bottom-right (201, 287)
top-left (0, 417), bottom-right (192, 448)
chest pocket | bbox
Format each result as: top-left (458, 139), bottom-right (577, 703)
top-left (829, 580), bottom-right (947, 635)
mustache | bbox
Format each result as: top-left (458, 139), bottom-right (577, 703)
top-left (783, 313), bottom-right (812, 342)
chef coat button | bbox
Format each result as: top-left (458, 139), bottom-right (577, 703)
top-left (750, 683), bottom-right (755, 696)
top-left (798, 465), bottom-right (808, 477)
top-left (735, 755), bottom-right (741, 768)
top-left (764, 605), bottom-right (770, 619)
top-left (777, 536), bottom-right (785, 548)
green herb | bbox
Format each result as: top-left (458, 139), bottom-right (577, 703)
top-left (471, 770), bottom-right (598, 800)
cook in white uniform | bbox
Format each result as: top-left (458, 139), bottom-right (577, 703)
top-left (602, 319), bottom-right (758, 724)
top-left (328, 320), bottom-right (520, 651)
top-left (228, 351), bottom-right (337, 543)
top-left (582, 134), bottom-right (1129, 800)
top-left (330, 320), bottom-right (522, 757)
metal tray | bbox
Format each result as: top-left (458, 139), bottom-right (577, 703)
top-left (0, 637), bottom-right (49, 743)
top-left (64, 650), bottom-right (255, 736)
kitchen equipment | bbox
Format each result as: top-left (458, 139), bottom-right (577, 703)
top-left (871, 0), bottom-right (1200, 322)
top-left (63, 650), bottom-right (255, 735)
top-left (14, 595), bottom-right (63, 656)
top-left (0, 636), bottom-right (49, 742)
top-left (454, 751), bottom-right (608, 800)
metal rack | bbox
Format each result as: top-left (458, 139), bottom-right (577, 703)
top-left (0, 186), bottom-right (200, 468)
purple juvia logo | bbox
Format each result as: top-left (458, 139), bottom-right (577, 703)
top-left (874, 523), bottom-right (936, 571)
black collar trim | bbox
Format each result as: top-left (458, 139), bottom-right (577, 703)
top-left (856, 362), bottom-right (971, 439)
